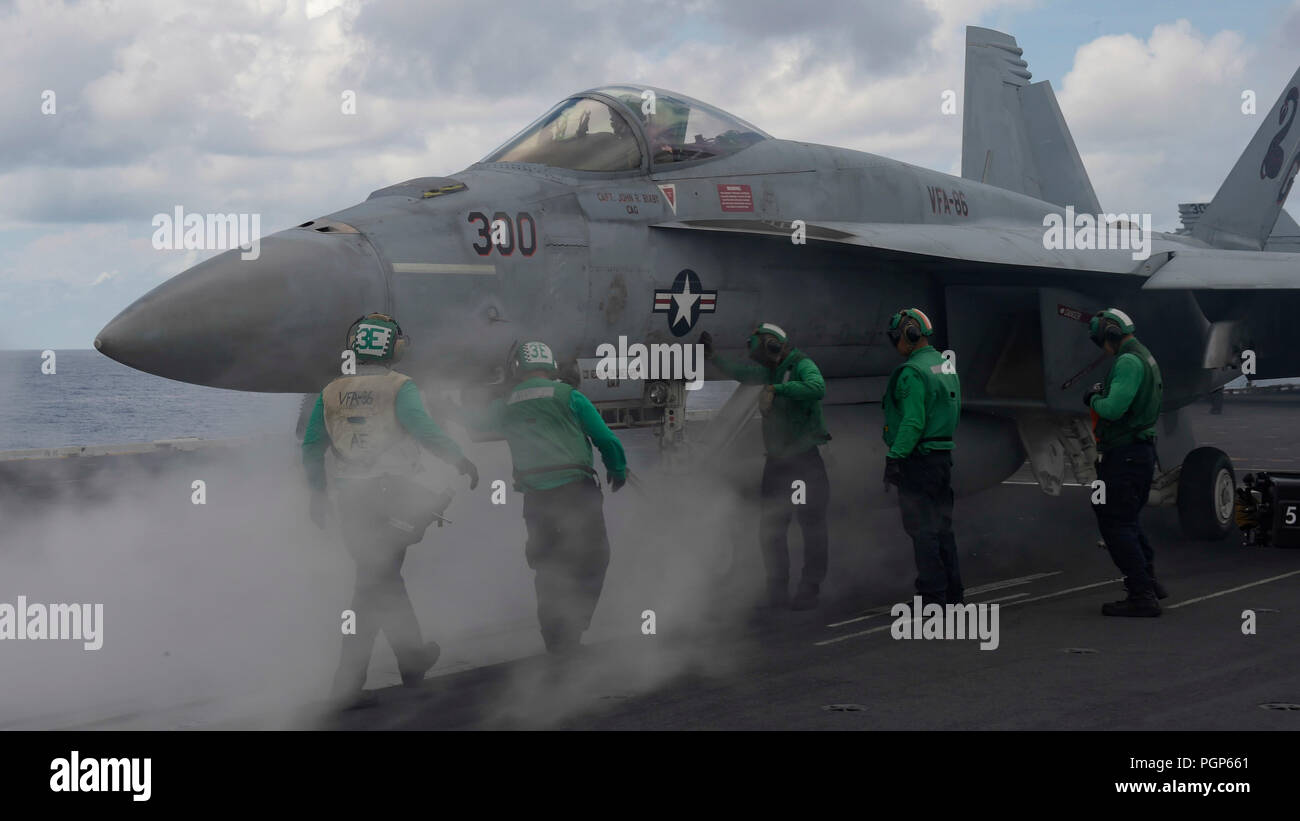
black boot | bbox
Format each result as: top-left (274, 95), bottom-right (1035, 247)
top-left (764, 580), bottom-right (789, 610)
top-left (1148, 566), bottom-right (1169, 600)
top-left (790, 582), bottom-right (820, 611)
top-left (329, 688), bottom-right (379, 712)
top-left (1102, 591), bottom-right (1161, 617)
top-left (400, 640), bottom-right (442, 687)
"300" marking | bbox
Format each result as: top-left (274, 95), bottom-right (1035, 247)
top-left (468, 211), bottom-right (537, 256)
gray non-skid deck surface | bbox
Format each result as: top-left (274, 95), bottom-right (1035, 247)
top-left (321, 399), bottom-right (1300, 730)
top-left (6, 397), bottom-right (1296, 731)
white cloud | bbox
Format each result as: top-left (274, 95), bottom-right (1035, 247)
top-left (1059, 20), bottom-right (1250, 140)
top-left (1055, 18), bottom-right (1300, 229)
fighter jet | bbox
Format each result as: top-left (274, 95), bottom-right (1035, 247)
top-left (96, 26), bottom-right (1300, 541)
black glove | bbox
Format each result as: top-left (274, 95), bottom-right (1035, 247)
top-left (699, 331), bottom-right (714, 360)
top-left (608, 472), bottom-right (626, 493)
top-left (309, 491), bottom-right (329, 529)
top-left (457, 457), bottom-right (480, 490)
top-left (1083, 382), bottom-right (1103, 409)
top-left (883, 458), bottom-right (904, 487)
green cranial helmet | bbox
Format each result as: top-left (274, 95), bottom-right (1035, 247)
top-left (747, 321), bottom-right (788, 354)
top-left (1088, 307), bottom-right (1136, 348)
top-left (513, 340), bottom-right (558, 374)
top-left (347, 313), bottom-right (405, 361)
top-left (887, 307), bottom-right (935, 345)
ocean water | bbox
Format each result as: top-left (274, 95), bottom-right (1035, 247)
top-left (0, 350), bottom-right (736, 452)
top-left (0, 350), bottom-right (302, 451)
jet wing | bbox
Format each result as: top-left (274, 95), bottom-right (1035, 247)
top-left (652, 219), bottom-right (1167, 277)
top-left (1138, 249), bottom-right (1300, 290)
top-left (654, 218), bottom-right (1300, 288)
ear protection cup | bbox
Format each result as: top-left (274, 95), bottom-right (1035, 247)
top-left (747, 327), bottom-right (786, 361)
top-left (506, 340), bottom-right (521, 380)
top-left (887, 308), bottom-right (932, 347)
top-left (1089, 309), bottom-right (1133, 349)
top-left (1087, 314), bottom-right (1104, 348)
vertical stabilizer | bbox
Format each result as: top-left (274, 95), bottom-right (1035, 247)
top-left (1020, 82), bottom-right (1102, 213)
top-left (1192, 67), bottom-right (1300, 250)
top-left (1179, 203), bottom-right (1299, 251)
top-left (962, 27), bottom-right (1101, 212)
top-left (962, 27), bottom-right (1037, 196)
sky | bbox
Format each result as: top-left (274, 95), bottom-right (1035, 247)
top-left (2, 0), bottom-right (1299, 349)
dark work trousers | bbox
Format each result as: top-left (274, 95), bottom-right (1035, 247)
top-left (521, 478), bottom-right (612, 654)
top-left (759, 447), bottom-right (830, 592)
top-left (331, 480), bottom-right (427, 697)
top-left (897, 450), bottom-right (962, 605)
top-left (1092, 440), bottom-right (1157, 596)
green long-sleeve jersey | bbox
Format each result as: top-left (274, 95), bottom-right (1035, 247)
top-left (462, 376), bottom-right (627, 491)
top-left (1090, 355), bottom-right (1143, 421)
top-left (1088, 336), bottom-right (1162, 451)
top-left (882, 345), bottom-right (961, 459)
top-left (713, 349), bottom-right (830, 459)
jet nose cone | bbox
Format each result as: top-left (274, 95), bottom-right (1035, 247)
top-left (96, 228), bottom-right (387, 392)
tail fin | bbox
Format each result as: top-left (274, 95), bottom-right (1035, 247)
top-left (1270, 208), bottom-right (1300, 251)
top-left (1175, 202), bottom-right (1209, 234)
top-left (1192, 66), bottom-right (1300, 250)
top-left (1180, 202), bottom-right (1300, 251)
top-left (961, 26), bottom-right (1101, 213)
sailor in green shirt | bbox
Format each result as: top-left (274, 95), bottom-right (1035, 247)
top-left (1084, 308), bottom-right (1166, 617)
top-left (881, 308), bottom-right (963, 606)
top-left (462, 340), bottom-right (627, 655)
top-left (700, 322), bottom-right (831, 610)
top-left (301, 313), bottom-right (479, 709)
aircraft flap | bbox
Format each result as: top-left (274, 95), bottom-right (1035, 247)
top-left (1141, 248), bottom-right (1300, 289)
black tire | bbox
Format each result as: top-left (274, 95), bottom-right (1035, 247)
top-left (1177, 446), bottom-right (1235, 541)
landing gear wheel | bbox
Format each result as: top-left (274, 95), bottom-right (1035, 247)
top-left (1177, 446), bottom-right (1235, 541)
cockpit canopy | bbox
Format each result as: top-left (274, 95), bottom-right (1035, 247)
top-left (483, 85), bottom-right (770, 173)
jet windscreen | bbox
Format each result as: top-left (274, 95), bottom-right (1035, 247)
top-left (484, 98), bottom-right (643, 172)
top-left (595, 86), bottom-right (769, 166)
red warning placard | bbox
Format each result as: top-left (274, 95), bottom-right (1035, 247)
top-left (717, 183), bottom-right (753, 212)
top-left (1057, 303), bottom-right (1090, 323)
